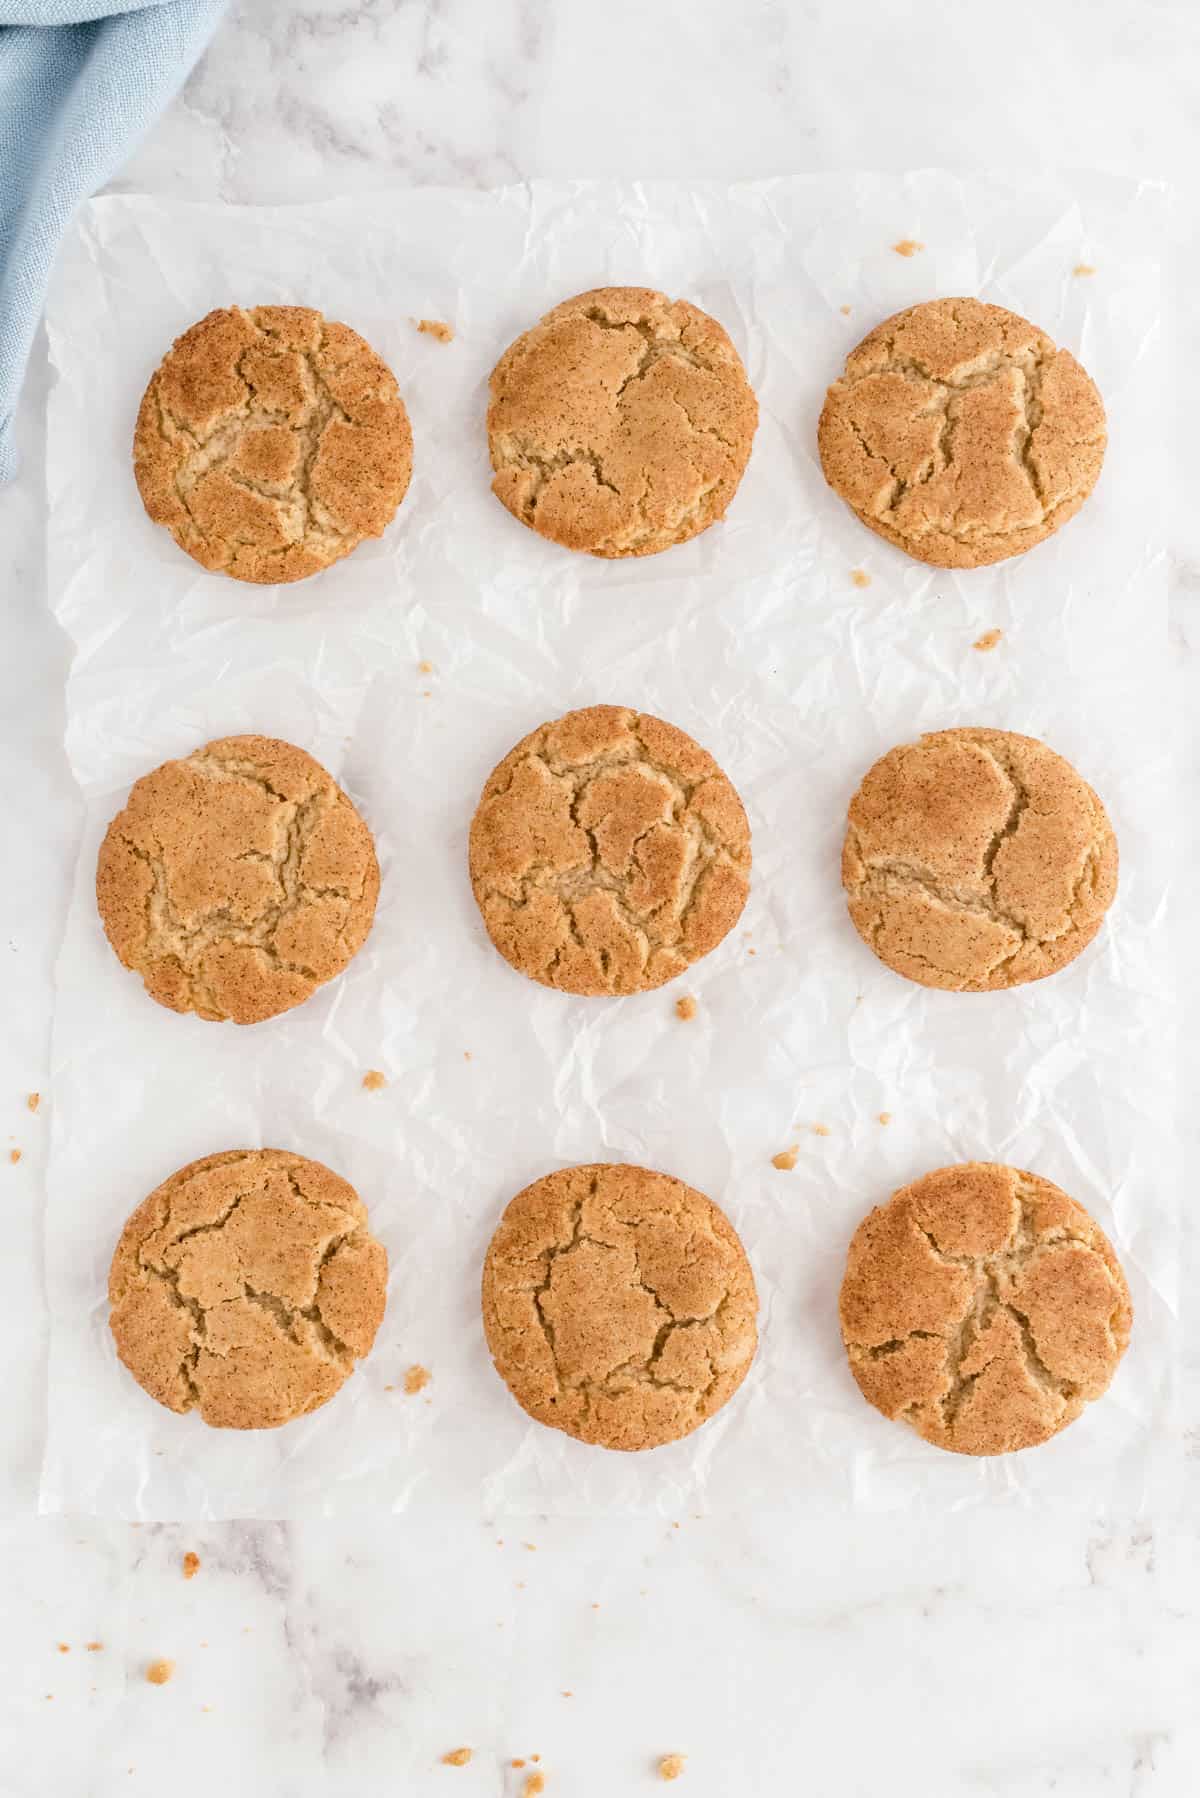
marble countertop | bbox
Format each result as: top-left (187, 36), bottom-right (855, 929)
top-left (2, 2), bottom-right (1197, 1792)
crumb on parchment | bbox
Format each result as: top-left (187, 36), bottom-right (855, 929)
top-left (418, 660), bottom-right (434, 673)
top-left (56, 1643), bottom-right (69, 1653)
top-left (9, 1149), bottom-right (20, 1164)
top-left (523, 1775), bottom-right (545, 1797)
top-left (404, 1365), bottom-right (431, 1395)
top-left (840, 304), bottom-right (852, 316)
top-left (441, 1747), bottom-right (472, 1767)
top-left (878, 1111), bottom-right (892, 1126)
top-left (659, 1755), bottom-right (687, 1781)
top-left (771, 1147), bottom-right (798, 1171)
top-left (362, 1070), bottom-right (386, 1092)
top-left (973, 628), bottom-right (1003, 652)
top-left (145, 1660), bottom-right (174, 1686)
top-left (892, 239), bottom-right (924, 257)
top-left (416, 318), bottom-right (454, 342)
top-left (675, 995), bottom-right (697, 1021)
top-left (182, 1553), bottom-right (200, 1580)
top-left (850, 568), bottom-right (871, 588)
top-left (27, 1093), bottom-right (40, 1113)
top-left (811, 1123), bottom-right (831, 1137)
top-left (85, 1642), bottom-right (103, 1652)
top-left (1073, 263), bottom-right (1096, 277)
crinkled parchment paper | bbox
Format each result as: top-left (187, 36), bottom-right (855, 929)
top-left (38, 173), bottom-right (1173, 1518)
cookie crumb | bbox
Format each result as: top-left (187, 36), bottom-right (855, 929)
top-left (418, 660), bottom-right (434, 673)
top-left (512, 1760), bottom-right (525, 1769)
top-left (812, 1123), bottom-right (831, 1137)
top-left (404, 1364), bottom-right (431, 1395)
top-left (182, 1552), bottom-right (201, 1580)
top-left (675, 995), bottom-right (697, 1021)
top-left (523, 1542), bottom-right (537, 1552)
top-left (1073, 263), bottom-right (1096, 277)
top-left (441, 1748), bottom-right (472, 1767)
top-left (659, 1755), bottom-right (687, 1781)
top-left (145, 1659), bottom-right (174, 1686)
top-left (9, 1148), bottom-right (20, 1164)
top-left (840, 304), bottom-right (852, 316)
top-left (771, 1147), bottom-right (799, 1171)
top-left (362, 1070), bottom-right (387, 1092)
top-left (416, 318), bottom-right (455, 343)
top-left (973, 628), bottom-right (1003, 652)
top-left (56, 1643), bottom-right (70, 1653)
top-left (892, 239), bottom-right (924, 257)
top-left (27, 1092), bottom-right (40, 1113)
top-left (523, 1776), bottom-right (545, 1797)
top-left (878, 1111), bottom-right (892, 1126)
top-left (850, 568), bottom-right (871, 589)
top-left (85, 1642), bottom-right (103, 1652)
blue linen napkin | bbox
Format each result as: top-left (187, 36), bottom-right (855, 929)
top-left (0, 0), bottom-right (225, 481)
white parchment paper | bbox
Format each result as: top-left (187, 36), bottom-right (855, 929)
top-left (38, 173), bottom-right (1173, 1519)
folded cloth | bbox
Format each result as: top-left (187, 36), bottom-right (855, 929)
top-left (0, 0), bottom-right (225, 480)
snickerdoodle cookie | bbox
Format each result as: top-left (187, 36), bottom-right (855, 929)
top-left (133, 305), bottom-right (412, 583)
top-left (482, 1162), bottom-right (758, 1451)
top-left (842, 727), bottom-right (1116, 991)
top-left (487, 286), bottom-right (757, 557)
top-left (96, 734), bottom-right (379, 1024)
top-left (468, 705), bottom-right (751, 996)
top-left (818, 298), bottom-right (1105, 568)
top-left (109, 1149), bottom-right (388, 1429)
top-left (839, 1162), bottom-right (1131, 1456)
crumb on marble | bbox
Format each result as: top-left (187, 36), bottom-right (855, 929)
top-left (659, 1755), bottom-right (687, 1781)
top-left (27, 1092), bottom-right (40, 1113)
top-left (878, 1111), bottom-right (892, 1126)
top-left (511, 1760), bottom-right (525, 1769)
top-left (416, 318), bottom-right (455, 343)
top-left (56, 1643), bottom-right (70, 1654)
top-left (675, 995), bottom-right (697, 1021)
top-left (182, 1552), bottom-right (201, 1580)
top-left (145, 1659), bottom-right (174, 1686)
top-left (973, 628), bottom-right (1003, 652)
top-left (362, 1070), bottom-right (387, 1092)
top-left (86, 1642), bottom-right (103, 1653)
top-left (1073, 263), bottom-right (1096, 277)
top-left (523, 1775), bottom-right (546, 1797)
top-left (441, 1748), bottom-right (472, 1767)
top-left (771, 1147), bottom-right (799, 1171)
top-left (850, 568), bottom-right (871, 588)
top-left (404, 1364), bottom-right (431, 1395)
top-left (811, 1123), bottom-right (831, 1137)
top-left (892, 239), bottom-right (925, 257)
top-left (840, 304), bottom-right (852, 316)
top-left (9, 1148), bottom-right (21, 1164)
top-left (418, 660), bottom-right (434, 673)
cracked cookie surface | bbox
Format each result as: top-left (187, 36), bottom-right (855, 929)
top-left (842, 727), bottom-right (1116, 992)
top-left (109, 1149), bottom-right (388, 1430)
top-left (487, 286), bottom-right (758, 557)
top-left (133, 305), bottom-right (413, 584)
top-left (482, 1163), bottom-right (757, 1451)
top-left (96, 733), bottom-right (379, 1024)
top-left (839, 1162), bottom-right (1131, 1456)
top-left (468, 705), bottom-right (751, 996)
top-left (818, 297), bottom-right (1105, 568)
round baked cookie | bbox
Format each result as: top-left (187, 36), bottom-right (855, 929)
top-left (842, 727), bottom-right (1117, 992)
top-left (487, 285), bottom-right (758, 557)
top-left (109, 1148), bottom-right (388, 1430)
top-left (818, 297), bottom-right (1106, 568)
top-left (96, 733), bottom-right (379, 1025)
top-left (468, 705), bottom-right (751, 996)
top-left (839, 1162), bottom-right (1132, 1456)
top-left (133, 304), bottom-right (413, 583)
top-left (482, 1162), bottom-right (758, 1451)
